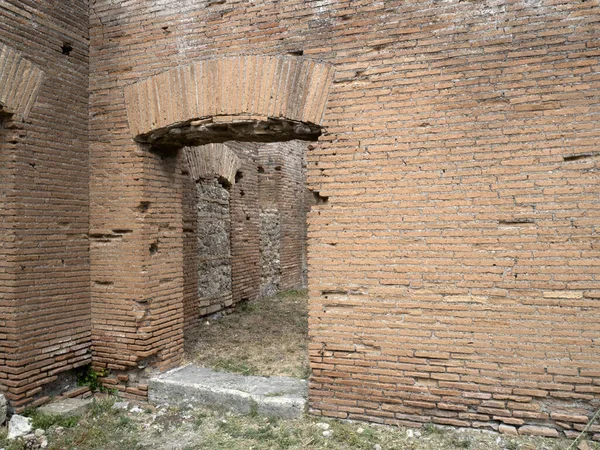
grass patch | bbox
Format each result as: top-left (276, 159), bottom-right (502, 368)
top-left (0, 400), bottom-right (582, 450)
top-left (211, 358), bottom-right (258, 376)
top-left (184, 289), bottom-right (309, 379)
top-left (28, 411), bottom-right (79, 430)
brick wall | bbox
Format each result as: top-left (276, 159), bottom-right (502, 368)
top-left (226, 142), bottom-right (262, 305)
top-left (258, 141), bottom-right (309, 293)
top-left (40, 0), bottom-right (600, 436)
top-left (275, 141), bottom-right (309, 291)
top-left (0, 1), bottom-right (90, 410)
top-left (182, 159), bottom-right (199, 330)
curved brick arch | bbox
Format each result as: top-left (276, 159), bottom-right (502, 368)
top-left (123, 55), bottom-right (335, 139)
top-left (183, 143), bottom-right (242, 185)
top-left (0, 43), bottom-right (45, 119)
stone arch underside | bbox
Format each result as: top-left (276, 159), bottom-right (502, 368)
top-left (0, 43), bottom-right (45, 119)
top-left (123, 55), bottom-right (334, 146)
top-left (184, 143), bottom-right (242, 186)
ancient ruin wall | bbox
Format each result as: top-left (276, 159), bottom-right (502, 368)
top-left (196, 179), bottom-right (233, 315)
top-left (258, 141), bottom-right (309, 294)
top-left (225, 142), bottom-right (263, 305)
top-left (259, 208), bottom-right (282, 297)
top-left (0, 1), bottom-right (90, 410)
top-left (276, 141), bottom-right (309, 292)
top-left (91, 0), bottom-right (600, 436)
top-left (182, 141), bottom-right (263, 327)
top-left (182, 160), bottom-right (199, 330)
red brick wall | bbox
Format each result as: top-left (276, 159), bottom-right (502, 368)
top-left (276, 141), bottom-right (309, 291)
top-left (85, 0), bottom-right (600, 435)
top-left (0, 1), bottom-right (90, 410)
top-left (182, 158), bottom-right (199, 331)
top-left (226, 142), bottom-right (263, 305)
top-left (258, 141), bottom-right (309, 292)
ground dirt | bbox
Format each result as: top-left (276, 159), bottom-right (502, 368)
top-left (0, 397), bottom-right (595, 450)
top-left (184, 289), bottom-right (310, 379)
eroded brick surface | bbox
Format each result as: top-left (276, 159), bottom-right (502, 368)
top-left (0, 1), bottom-right (90, 409)
top-left (1, 0), bottom-right (599, 436)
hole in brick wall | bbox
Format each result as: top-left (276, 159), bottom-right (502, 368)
top-left (563, 153), bottom-right (596, 162)
top-left (235, 171), bottom-right (243, 183)
top-left (257, 166), bottom-right (264, 173)
top-left (287, 49), bottom-right (304, 56)
top-left (149, 242), bottom-right (159, 254)
top-left (274, 166), bottom-right (282, 171)
top-left (61, 42), bottom-right (73, 55)
top-left (321, 290), bottom-right (348, 296)
top-left (112, 229), bottom-right (133, 235)
top-left (217, 176), bottom-right (231, 189)
top-left (137, 201), bottom-right (151, 213)
top-left (498, 219), bottom-right (535, 226)
top-left (371, 43), bottom-right (389, 51)
top-left (240, 190), bottom-right (245, 197)
top-left (312, 190), bottom-right (329, 205)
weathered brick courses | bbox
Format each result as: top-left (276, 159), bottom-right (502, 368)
top-left (0, 0), bottom-right (90, 409)
top-left (1, 0), bottom-right (600, 436)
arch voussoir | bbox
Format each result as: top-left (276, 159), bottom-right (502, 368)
top-left (0, 43), bottom-right (45, 119)
top-left (183, 143), bottom-right (242, 186)
top-left (123, 55), bottom-right (335, 139)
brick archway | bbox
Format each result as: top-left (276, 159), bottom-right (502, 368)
top-left (95, 56), bottom-right (334, 380)
top-left (183, 144), bottom-right (242, 186)
top-left (0, 43), bottom-right (45, 119)
top-left (123, 55), bottom-right (334, 143)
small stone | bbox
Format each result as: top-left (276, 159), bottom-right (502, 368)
top-left (499, 424), bottom-right (518, 436)
top-left (322, 430), bottom-right (333, 438)
top-left (112, 401), bottom-right (129, 410)
top-left (40, 437), bottom-right (48, 449)
top-left (414, 430), bottom-right (421, 437)
top-left (578, 441), bottom-right (592, 450)
top-left (519, 425), bottom-right (559, 437)
top-left (34, 428), bottom-right (45, 437)
top-left (8, 414), bottom-right (33, 439)
top-left (130, 405), bottom-right (143, 414)
top-left (37, 398), bottom-right (92, 417)
top-left (357, 427), bottom-right (364, 434)
top-left (0, 395), bottom-right (6, 424)
top-left (374, 445), bottom-right (382, 450)
top-left (316, 422), bottom-right (330, 430)
top-left (406, 429), bottom-right (414, 438)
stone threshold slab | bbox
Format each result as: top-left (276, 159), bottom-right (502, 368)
top-left (149, 364), bottom-right (307, 419)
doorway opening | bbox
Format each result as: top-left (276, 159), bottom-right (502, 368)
top-left (181, 139), bottom-right (317, 379)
